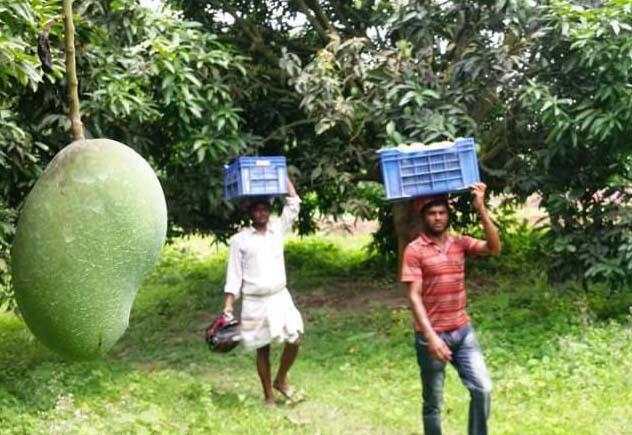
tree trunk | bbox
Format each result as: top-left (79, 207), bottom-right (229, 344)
top-left (392, 202), bottom-right (423, 279)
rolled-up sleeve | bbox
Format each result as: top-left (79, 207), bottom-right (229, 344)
top-left (279, 195), bottom-right (301, 234)
top-left (459, 236), bottom-right (486, 256)
top-left (224, 236), bottom-right (243, 298)
top-left (401, 245), bottom-right (423, 283)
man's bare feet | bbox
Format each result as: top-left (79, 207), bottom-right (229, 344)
top-left (264, 396), bottom-right (276, 406)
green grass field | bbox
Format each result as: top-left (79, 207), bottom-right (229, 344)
top-left (1, 233), bottom-right (631, 435)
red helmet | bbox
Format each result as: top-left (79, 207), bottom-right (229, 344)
top-left (206, 316), bottom-right (241, 353)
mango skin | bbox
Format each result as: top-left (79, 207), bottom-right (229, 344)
top-left (11, 139), bottom-right (167, 360)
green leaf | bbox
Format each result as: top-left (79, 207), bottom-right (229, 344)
top-left (386, 121), bottom-right (395, 136)
top-left (315, 118), bottom-right (335, 135)
top-left (610, 20), bottom-right (621, 36)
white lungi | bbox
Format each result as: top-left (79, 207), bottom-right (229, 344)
top-left (240, 288), bottom-right (304, 350)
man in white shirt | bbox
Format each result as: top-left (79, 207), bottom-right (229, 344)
top-left (223, 179), bottom-right (303, 404)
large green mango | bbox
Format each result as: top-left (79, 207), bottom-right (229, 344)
top-left (11, 139), bottom-right (167, 360)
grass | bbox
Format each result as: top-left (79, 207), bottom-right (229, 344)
top-left (0, 232), bottom-right (631, 435)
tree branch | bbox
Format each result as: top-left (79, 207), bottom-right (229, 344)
top-left (445, 6), bottom-right (471, 63)
top-left (329, 0), bottom-right (355, 32)
top-left (480, 141), bottom-right (507, 165)
top-left (262, 118), bottom-right (317, 143)
top-left (37, 15), bottom-right (61, 73)
top-left (63, 0), bottom-right (84, 141)
top-left (293, 0), bottom-right (330, 42)
top-left (306, 0), bottom-right (338, 36)
top-left (206, 0), bottom-right (280, 65)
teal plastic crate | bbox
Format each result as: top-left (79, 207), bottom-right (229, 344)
top-left (378, 137), bottom-right (480, 200)
top-left (223, 156), bottom-right (288, 201)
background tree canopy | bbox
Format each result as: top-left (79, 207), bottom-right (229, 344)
top-left (172, 0), bottom-right (632, 285)
top-left (1, 0), bottom-right (631, 308)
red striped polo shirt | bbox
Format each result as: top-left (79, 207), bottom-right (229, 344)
top-left (401, 233), bottom-right (485, 332)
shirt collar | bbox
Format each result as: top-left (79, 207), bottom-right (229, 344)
top-left (247, 224), bottom-right (276, 235)
top-left (419, 232), bottom-right (453, 246)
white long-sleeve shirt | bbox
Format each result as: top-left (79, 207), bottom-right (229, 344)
top-left (224, 196), bottom-right (300, 298)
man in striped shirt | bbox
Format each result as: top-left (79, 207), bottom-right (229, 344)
top-left (401, 183), bottom-right (501, 435)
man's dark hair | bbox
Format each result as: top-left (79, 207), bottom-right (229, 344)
top-left (247, 197), bottom-right (272, 213)
top-left (420, 198), bottom-right (450, 217)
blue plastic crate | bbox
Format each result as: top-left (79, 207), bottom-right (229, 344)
top-left (378, 137), bottom-right (480, 201)
top-left (223, 156), bottom-right (288, 201)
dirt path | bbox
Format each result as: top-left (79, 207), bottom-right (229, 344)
top-left (294, 278), bottom-right (407, 312)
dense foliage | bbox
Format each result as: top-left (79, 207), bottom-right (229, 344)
top-left (511, 1), bottom-right (632, 285)
top-left (0, 0), bottom-right (55, 309)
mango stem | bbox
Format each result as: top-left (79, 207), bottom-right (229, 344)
top-left (62, 0), bottom-right (84, 141)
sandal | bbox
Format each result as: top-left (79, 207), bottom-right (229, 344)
top-left (273, 382), bottom-right (295, 400)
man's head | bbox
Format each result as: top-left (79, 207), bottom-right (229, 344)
top-left (415, 195), bottom-right (450, 236)
top-left (247, 197), bottom-right (272, 228)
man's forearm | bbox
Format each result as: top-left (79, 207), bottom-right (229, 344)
top-left (478, 205), bottom-right (501, 254)
top-left (407, 281), bottom-right (452, 362)
top-left (287, 178), bottom-right (297, 197)
top-left (408, 284), bottom-right (436, 338)
top-left (223, 293), bottom-right (235, 313)
top-left (412, 301), bottom-right (436, 339)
